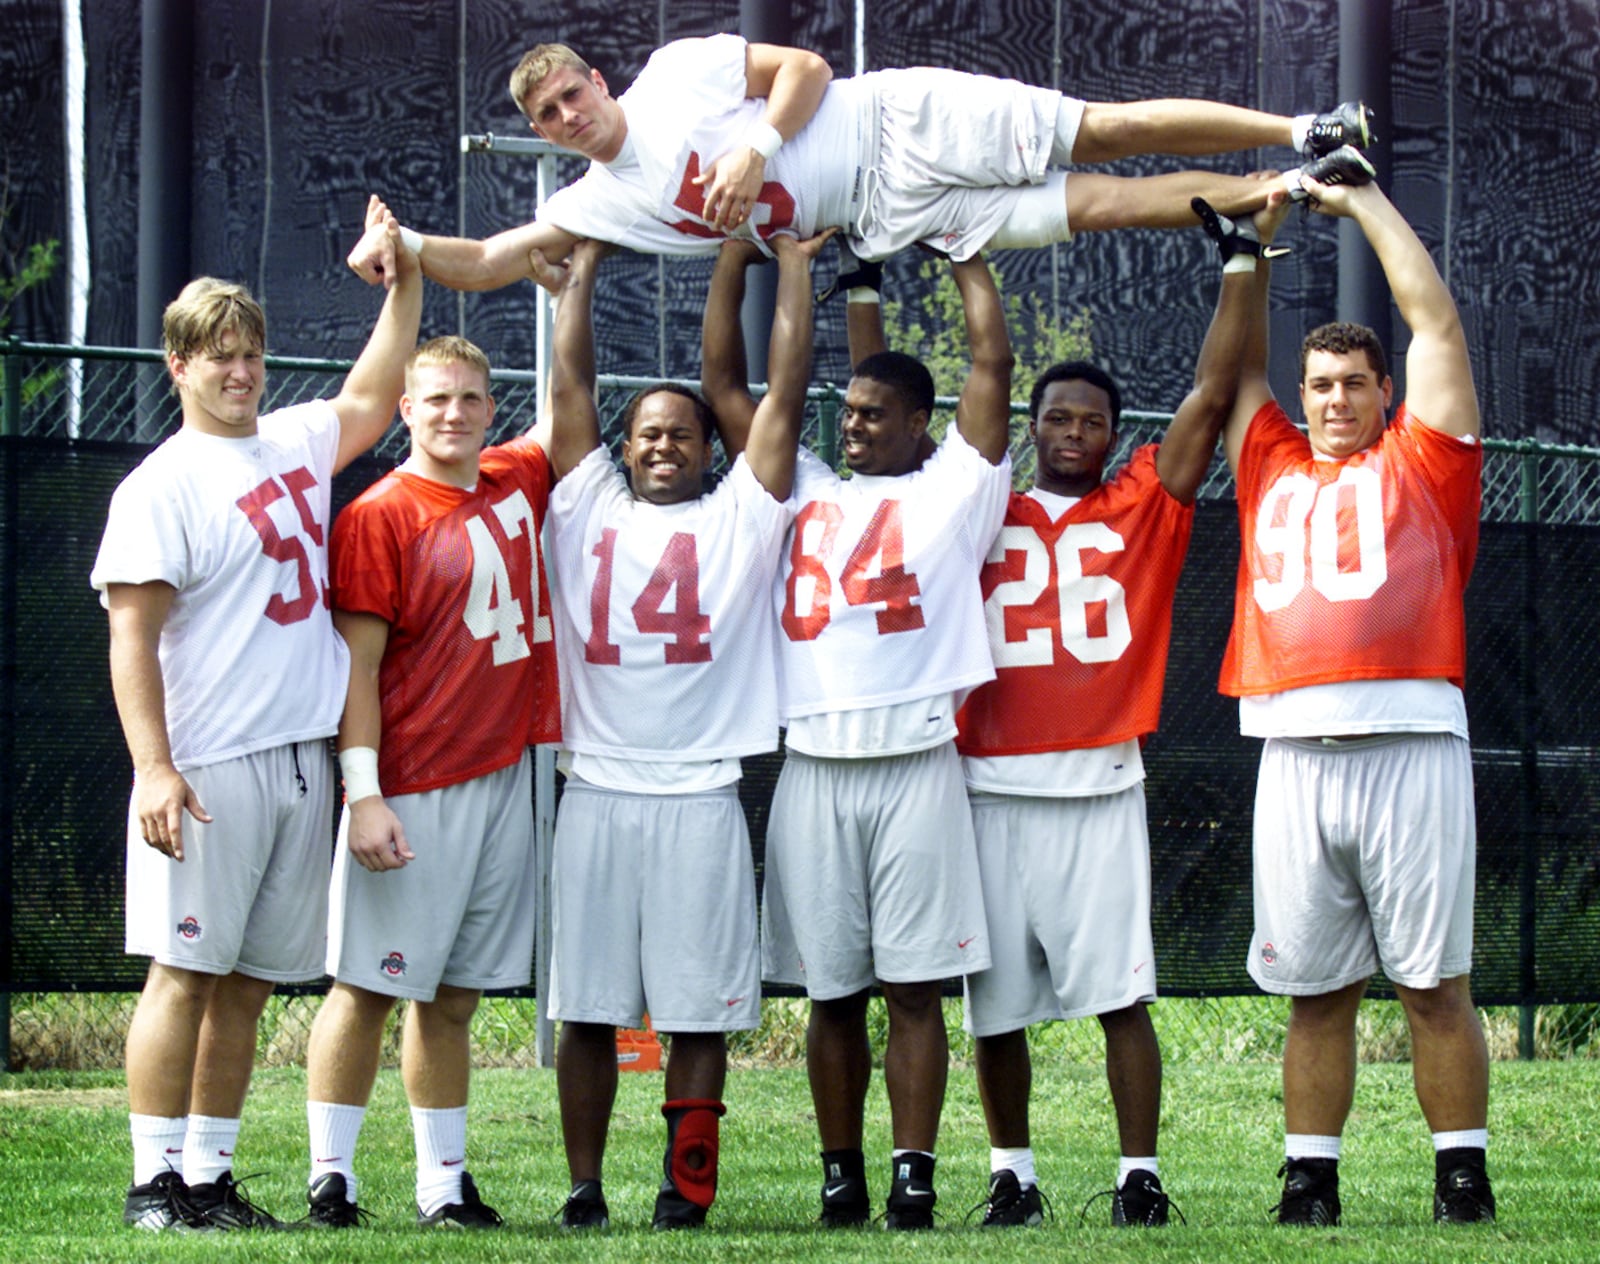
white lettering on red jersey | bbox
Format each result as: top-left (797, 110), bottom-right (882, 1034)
top-left (331, 436), bottom-right (560, 795)
top-left (546, 449), bottom-right (792, 761)
top-left (91, 402), bottom-right (349, 769)
top-left (958, 446), bottom-right (1192, 756)
top-left (776, 432), bottom-right (1010, 719)
top-left (1220, 400), bottom-right (1481, 696)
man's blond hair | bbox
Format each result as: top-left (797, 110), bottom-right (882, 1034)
top-left (161, 277), bottom-right (266, 362)
top-left (405, 335), bottom-right (492, 394)
top-left (509, 43), bottom-right (592, 118)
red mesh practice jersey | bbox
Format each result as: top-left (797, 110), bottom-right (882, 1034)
top-left (957, 446), bottom-right (1192, 756)
top-left (1220, 401), bottom-right (1482, 697)
top-left (331, 437), bottom-right (561, 794)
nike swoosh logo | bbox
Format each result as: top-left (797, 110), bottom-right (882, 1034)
top-left (958, 937), bottom-right (976, 949)
top-left (164, 1147), bottom-right (184, 1155)
top-left (1132, 962), bottom-right (1147, 974)
top-left (443, 1158), bottom-right (464, 1167)
top-left (823, 1181), bottom-right (854, 1199)
top-left (316, 1156), bottom-right (343, 1164)
top-left (218, 1149), bottom-right (233, 1157)
top-left (726, 997), bottom-right (747, 1007)
top-left (903, 1185), bottom-right (935, 1198)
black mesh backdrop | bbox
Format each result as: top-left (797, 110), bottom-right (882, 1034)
top-left (6, 437), bottom-right (1598, 1001)
top-left (1, 0), bottom-right (1579, 443)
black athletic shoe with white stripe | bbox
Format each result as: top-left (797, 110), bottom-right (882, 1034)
top-left (1272, 1158), bottom-right (1341, 1226)
top-left (1303, 101), bottom-right (1376, 159)
top-left (123, 1170), bottom-right (205, 1231)
top-left (417, 1171), bottom-right (503, 1229)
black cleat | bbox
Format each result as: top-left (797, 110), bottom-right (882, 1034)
top-left (186, 1170), bottom-right (286, 1230)
top-left (973, 1169), bottom-right (1048, 1227)
top-left (1303, 101), bottom-right (1376, 159)
top-left (559, 1179), bottom-right (610, 1230)
top-left (1112, 1169), bottom-right (1178, 1226)
top-left (652, 1182), bottom-right (708, 1230)
top-left (417, 1171), bottom-right (503, 1229)
top-left (1434, 1164), bottom-right (1496, 1223)
top-left (305, 1172), bottom-right (370, 1228)
top-left (123, 1170), bottom-right (204, 1231)
top-left (816, 239), bottom-right (885, 305)
top-left (883, 1152), bottom-right (937, 1230)
top-left (819, 1149), bottom-right (870, 1227)
top-left (1272, 1158), bottom-right (1342, 1226)
top-left (1192, 197), bottom-right (1291, 261)
top-left (1289, 145), bottom-right (1377, 202)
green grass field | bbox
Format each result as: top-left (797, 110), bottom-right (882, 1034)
top-left (2, 1057), bottom-right (1596, 1262)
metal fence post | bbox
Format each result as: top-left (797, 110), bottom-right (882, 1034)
top-left (818, 385), bottom-right (840, 469)
top-left (1, 340), bottom-right (19, 437)
top-left (1518, 446), bottom-right (1540, 1059)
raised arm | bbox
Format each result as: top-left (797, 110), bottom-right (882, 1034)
top-left (696, 42), bottom-right (832, 232)
top-left (330, 198), bottom-right (424, 471)
top-left (951, 255), bottom-right (1015, 466)
top-left (1165, 190), bottom-right (1292, 501)
top-left (1304, 178), bottom-right (1478, 438)
top-left (333, 609), bottom-right (413, 872)
top-left (545, 238), bottom-right (610, 478)
top-left (1206, 193), bottom-right (1286, 475)
top-left (742, 233), bottom-right (826, 499)
top-left (699, 240), bottom-right (768, 460)
top-left (347, 205), bottom-right (580, 294)
top-left (106, 581), bottom-right (212, 861)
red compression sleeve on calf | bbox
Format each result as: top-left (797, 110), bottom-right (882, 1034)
top-left (662, 1098), bottom-right (727, 1210)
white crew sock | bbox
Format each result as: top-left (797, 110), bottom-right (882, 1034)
top-left (183, 1114), bottom-right (240, 1186)
top-left (308, 1101), bottom-right (367, 1202)
top-left (129, 1113), bottom-right (188, 1186)
top-left (412, 1105), bottom-right (468, 1215)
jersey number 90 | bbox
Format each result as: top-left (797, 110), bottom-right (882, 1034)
top-left (1252, 467), bottom-right (1387, 613)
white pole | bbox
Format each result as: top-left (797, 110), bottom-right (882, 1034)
top-left (63, 0), bottom-right (88, 438)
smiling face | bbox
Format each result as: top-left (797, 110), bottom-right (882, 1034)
top-left (169, 327), bottom-right (264, 438)
top-left (839, 377), bottom-right (927, 476)
top-left (520, 66), bottom-right (624, 161)
top-left (622, 391), bottom-right (712, 505)
top-left (400, 360), bottom-right (494, 485)
top-left (1299, 348), bottom-right (1392, 458)
top-left (1030, 377), bottom-right (1115, 496)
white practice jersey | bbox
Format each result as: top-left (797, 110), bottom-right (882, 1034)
top-left (90, 402), bottom-right (348, 769)
top-left (537, 33), bottom-right (862, 257)
top-left (546, 448), bottom-right (792, 760)
top-left (775, 430), bottom-right (1010, 719)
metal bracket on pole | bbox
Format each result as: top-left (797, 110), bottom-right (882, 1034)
top-left (460, 133), bottom-right (563, 158)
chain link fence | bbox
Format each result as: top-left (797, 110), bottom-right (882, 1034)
top-left (5, 342), bottom-right (1600, 1070)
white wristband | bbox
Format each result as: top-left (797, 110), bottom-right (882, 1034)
top-left (339, 746), bottom-right (382, 802)
top-left (846, 287), bottom-right (882, 304)
top-left (744, 121), bottom-right (783, 161)
top-left (397, 225), bottom-right (424, 256)
top-left (1223, 254), bottom-right (1258, 274)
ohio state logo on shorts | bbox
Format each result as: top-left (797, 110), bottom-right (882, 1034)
top-left (176, 915), bottom-right (203, 941)
top-left (379, 951), bottom-right (408, 977)
top-left (1260, 942), bottom-right (1277, 967)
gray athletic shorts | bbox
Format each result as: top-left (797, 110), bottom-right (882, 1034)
top-left (762, 743), bottom-right (990, 999)
top-left (1249, 733), bottom-right (1477, 994)
top-left (326, 751), bottom-right (536, 1001)
top-left (125, 740), bottom-right (331, 982)
top-left (857, 68), bottom-right (1080, 260)
top-left (548, 781), bottom-right (759, 1032)
top-left (963, 785), bottom-right (1156, 1037)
